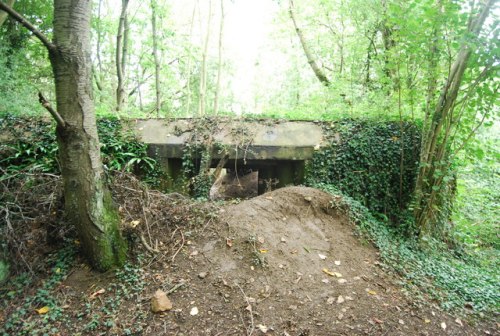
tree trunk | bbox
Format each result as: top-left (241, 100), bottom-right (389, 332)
top-left (198, 0), bottom-right (212, 116)
top-left (151, 0), bottom-right (162, 116)
top-left (414, 0), bottom-right (496, 238)
top-left (49, 0), bottom-right (126, 270)
top-left (0, 0), bottom-right (15, 27)
top-left (289, 0), bottom-right (330, 86)
top-left (213, 0), bottom-right (224, 115)
top-left (116, 0), bottom-right (129, 112)
top-left (185, 3), bottom-right (196, 116)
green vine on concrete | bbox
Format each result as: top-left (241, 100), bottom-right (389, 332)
top-left (306, 119), bottom-right (421, 229)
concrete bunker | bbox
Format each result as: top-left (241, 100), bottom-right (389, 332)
top-left (131, 118), bottom-right (324, 197)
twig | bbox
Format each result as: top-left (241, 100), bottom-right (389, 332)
top-left (235, 282), bottom-right (255, 336)
top-left (140, 234), bottom-right (159, 253)
top-left (166, 281), bottom-right (186, 295)
top-left (38, 92), bottom-right (66, 128)
top-left (170, 227), bottom-right (185, 263)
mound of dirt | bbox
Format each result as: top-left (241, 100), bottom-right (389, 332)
top-left (134, 187), bottom-right (484, 335)
top-left (9, 184), bottom-right (491, 335)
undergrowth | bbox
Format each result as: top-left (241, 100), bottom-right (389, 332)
top-left (0, 115), bottom-right (163, 187)
top-left (0, 245), bottom-right (76, 336)
top-left (313, 182), bottom-right (499, 315)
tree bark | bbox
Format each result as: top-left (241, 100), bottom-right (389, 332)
top-left (185, 3), bottom-right (196, 116)
top-left (150, 0), bottom-right (162, 116)
top-left (289, 0), bottom-right (330, 86)
top-left (116, 0), bottom-right (129, 112)
top-left (198, 0), bottom-right (212, 116)
top-left (0, 0), bottom-right (15, 27)
top-left (49, 0), bottom-right (126, 270)
top-left (213, 0), bottom-right (225, 115)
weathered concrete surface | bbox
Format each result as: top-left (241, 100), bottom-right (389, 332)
top-left (131, 118), bottom-right (325, 161)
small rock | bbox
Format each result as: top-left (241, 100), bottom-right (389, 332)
top-left (327, 297), bottom-right (335, 304)
top-left (337, 296), bottom-right (345, 304)
top-left (338, 279), bottom-right (347, 284)
top-left (151, 289), bottom-right (173, 313)
top-left (398, 319), bottom-right (404, 325)
top-left (440, 322), bottom-right (447, 330)
top-left (190, 307), bottom-right (199, 316)
top-left (198, 272), bottom-right (208, 279)
top-left (334, 260), bottom-right (341, 266)
top-left (337, 313), bottom-right (344, 320)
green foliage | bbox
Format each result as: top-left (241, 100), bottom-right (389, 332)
top-left (305, 119), bottom-right (421, 227)
top-left (0, 245), bottom-right (76, 335)
top-left (0, 115), bottom-right (163, 187)
top-left (315, 182), bottom-right (499, 314)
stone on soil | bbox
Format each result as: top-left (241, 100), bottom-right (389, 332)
top-left (151, 289), bottom-right (173, 313)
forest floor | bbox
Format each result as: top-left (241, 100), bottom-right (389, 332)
top-left (0, 174), bottom-right (498, 335)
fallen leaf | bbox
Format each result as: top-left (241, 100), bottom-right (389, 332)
top-left (424, 319), bottom-right (431, 323)
top-left (338, 279), bottom-right (347, 284)
top-left (280, 237), bottom-right (287, 242)
top-left (399, 319), bottom-right (405, 325)
top-left (226, 238), bottom-right (233, 247)
top-left (257, 324), bottom-right (268, 333)
top-left (322, 268), bottom-right (335, 276)
top-left (304, 196), bottom-right (312, 202)
top-left (441, 322), bottom-right (447, 330)
top-left (89, 288), bottom-right (105, 299)
top-left (367, 290), bottom-right (377, 295)
top-left (455, 318), bottom-right (463, 327)
top-left (130, 220), bottom-right (140, 228)
top-left (373, 318), bottom-right (384, 324)
top-left (259, 249), bottom-right (268, 253)
top-left (190, 307), bottom-right (199, 316)
top-left (35, 306), bottom-right (50, 314)
top-left (318, 254), bottom-right (327, 260)
top-left (321, 279), bottom-right (330, 284)
top-left (265, 196), bottom-right (273, 200)
top-left (334, 272), bottom-right (343, 278)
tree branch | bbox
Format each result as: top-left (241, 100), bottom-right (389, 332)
top-left (0, 1), bottom-right (55, 52)
top-left (38, 92), bottom-right (66, 128)
top-left (289, 0), bottom-right (330, 86)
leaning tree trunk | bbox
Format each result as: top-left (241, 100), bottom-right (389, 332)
top-left (50, 0), bottom-right (126, 271)
top-left (116, 0), bottom-right (129, 112)
top-left (289, 0), bottom-right (330, 86)
top-left (0, 0), bottom-right (15, 27)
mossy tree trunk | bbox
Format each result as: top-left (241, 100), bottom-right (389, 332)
top-left (49, 0), bottom-right (126, 270)
top-left (0, 0), bottom-right (127, 271)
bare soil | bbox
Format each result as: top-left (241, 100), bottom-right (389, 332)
top-left (54, 187), bottom-right (498, 336)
